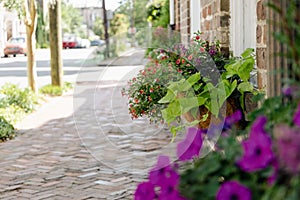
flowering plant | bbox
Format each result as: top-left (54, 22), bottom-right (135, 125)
top-left (122, 31), bottom-right (257, 129)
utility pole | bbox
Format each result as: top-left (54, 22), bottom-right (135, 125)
top-left (102, 0), bottom-right (109, 58)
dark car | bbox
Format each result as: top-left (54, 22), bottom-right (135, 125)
top-left (90, 39), bottom-right (105, 47)
top-left (4, 37), bottom-right (27, 57)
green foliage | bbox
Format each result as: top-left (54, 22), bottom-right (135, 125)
top-left (0, 116), bottom-right (15, 142)
top-left (147, 0), bottom-right (170, 28)
top-left (0, 83), bottom-right (39, 113)
top-left (36, 1), bottom-right (48, 48)
top-left (92, 17), bottom-right (104, 39)
top-left (0, 83), bottom-right (39, 141)
top-left (39, 82), bottom-right (73, 96)
top-left (61, 1), bottom-right (83, 35)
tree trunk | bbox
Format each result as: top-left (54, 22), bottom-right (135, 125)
top-left (102, 0), bottom-right (110, 58)
top-left (24, 0), bottom-right (38, 93)
top-left (49, 0), bottom-right (63, 87)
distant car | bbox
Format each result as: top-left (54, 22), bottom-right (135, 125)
top-left (4, 37), bottom-right (27, 57)
top-left (90, 39), bottom-right (105, 47)
top-left (62, 34), bottom-right (81, 49)
top-left (80, 39), bottom-right (91, 48)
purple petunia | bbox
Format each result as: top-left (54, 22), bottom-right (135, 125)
top-left (216, 181), bottom-right (251, 200)
top-left (149, 155), bottom-right (179, 188)
top-left (223, 110), bottom-right (243, 131)
top-left (177, 127), bottom-right (203, 161)
top-left (274, 125), bottom-right (300, 174)
top-left (134, 181), bottom-right (156, 200)
top-left (237, 116), bottom-right (274, 172)
top-left (293, 102), bottom-right (300, 127)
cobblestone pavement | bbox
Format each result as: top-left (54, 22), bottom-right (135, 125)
top-left (0, 49), bottom-right (182, 199)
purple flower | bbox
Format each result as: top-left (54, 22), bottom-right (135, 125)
top-left (274, 125), bottom-right (300, 174)
top-left (223, 110), bottom-right (243, 131)
top-left (159, 187), bottom-right (187, 200)
top-left (282, 85), bottom-right (299, 97)
top-left (134, 181), bottom-right (156, 200)
top-left (216, 181), bottom-right (251, 200)
top-left (293, 102), bottom-right (300, 127)
top-left (237, 116), bottom-right (274, 172)
top-left (209, 46), bottom-right (216, 56)
top-left (149, 155), bottom-right (179, 188)
top-left (177, 127), bottom-right (203, 161)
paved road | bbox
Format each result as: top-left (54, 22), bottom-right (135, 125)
top-left (0, 48), bottom-right (182, 199)
top-left (0, 48), bottom-right (100, 89)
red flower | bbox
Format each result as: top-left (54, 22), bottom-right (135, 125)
top-left (140, 90), bottom-right (145, 94)
top-left (182, 59), bottom-right (185, 64)
top-left (195, 35), bottom-right (200, 40)
top-left (176, 59), bottom-right (181, 65)
top-left (134, 99), bottom-right (139, 103)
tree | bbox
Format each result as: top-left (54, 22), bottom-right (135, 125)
top-left (1, 0), bottom-right (38, 92)
top-left (92, 17), bottom-right (104, 38)
top-left (61, 2), bottom-right (83, 35)
top-left (49, 0), bottom-right (63, 87)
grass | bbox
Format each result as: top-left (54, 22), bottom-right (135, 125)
top-left (39, 82), bottom-right (73, 96)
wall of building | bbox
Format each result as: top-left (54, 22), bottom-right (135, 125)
top-left (256, 0), bottom-right (268, 91)
top-left (200, 0), bottom-right (230, 56)
top-left (179, 0), bottom-right (190, 45)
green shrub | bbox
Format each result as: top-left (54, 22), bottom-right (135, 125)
top-left (0, 83), bottom-right (39, 113)
top-left (0, 116), bottom-right (15, 141)
top-left (39, 82), bottom-right (73, 96)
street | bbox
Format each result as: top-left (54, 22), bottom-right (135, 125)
top-left (0, 47), bottom-right (100, 89)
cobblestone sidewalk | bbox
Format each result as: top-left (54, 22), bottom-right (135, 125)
top-left (0, 49), bottom-right (181, 200)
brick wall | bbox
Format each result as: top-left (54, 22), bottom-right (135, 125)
top-left (256, 0), bottom-right (268, 92)
top-left (179, 0), bottom-right (190, 45)
top-left (200, 0), bottom-right (230, 56)
top-left (175, 0), bottom-right (180, 32)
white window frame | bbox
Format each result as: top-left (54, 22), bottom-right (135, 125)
top-left (230, 0), bottom-right (257, 56)
top-left (190, 0), bottom-right (201, 38)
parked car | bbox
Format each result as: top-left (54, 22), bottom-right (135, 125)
top-left (80, 39), bottom-right (91, 48)
top-left (4, 37), bottom-right (27, 57)
top-left (90, 39), bottom-right (105, 47)
top-left (62, 34), bottom-right (81, 49)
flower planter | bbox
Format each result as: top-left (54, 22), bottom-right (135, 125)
top-left (182, 97), bottom-right (239, 129)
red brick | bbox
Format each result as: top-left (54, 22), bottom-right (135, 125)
top-left (257, 48), bottom-right (266, 70)
top-left (256, 25), bottom-right (262, 44)
top-left (257, 0), bottom-right (266, 20)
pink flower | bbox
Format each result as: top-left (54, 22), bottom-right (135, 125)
top-left (150, 88), bottom-right (154, 93)
top-left (176, 59), bottom-right (181, 65)
top-left (187, 54), bottom-right (193, 60)
top-left (200, 47), bottom-right (205, 52)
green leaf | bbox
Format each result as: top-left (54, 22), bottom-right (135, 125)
top-left (237, 58), bottom-right (254, 81)
top-left (158, 90), bottom-right (175, 103)
top-left (237, 82), bottom-right (254, 92)
top-left (161, 100), bottom-right (181, 123)
top-left (178, 97), bottom-right (206, 114)
top-left (187, 72), bottom-right (201, 86)
top-left (241, 48), bottom-right (254, 58)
